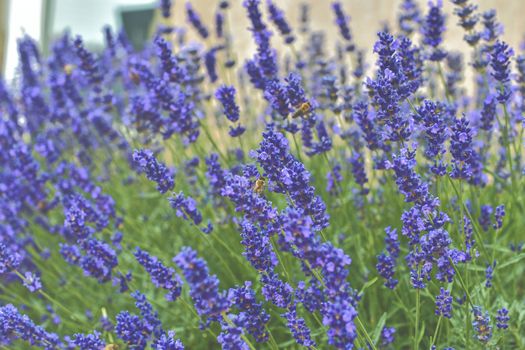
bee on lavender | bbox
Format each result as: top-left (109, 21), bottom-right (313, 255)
top-left (291, 101), bottom-right (312, 119)
top-left (63, 64), bottom-right (75, 75)
top-left (253, 177), bottom-right (266, 194)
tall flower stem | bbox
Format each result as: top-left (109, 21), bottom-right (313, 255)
top-left (355, 316), bottom-right (377, 350)
top-left (414, 288), bottom-right (421, 350)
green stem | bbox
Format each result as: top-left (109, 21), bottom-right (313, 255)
top-left (356, 316), bottom-right (377, 350)
top-left (449, 261), bottom-right (474, 308)
top-left (414, 288), bottom-right (421, 350)
top-left (430, 316), bottom-right (442, 349)
top-left (200, 121), bottom-right (230, 165)
top-left (14, 270), bottom-right (83, 323)
top-left (291, 132), bottom-right (303, 163)
top-left (436, 62), bottom-right (452, 103)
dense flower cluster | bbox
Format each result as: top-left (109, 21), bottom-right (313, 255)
top-left (0, 1), bottom-right (523, 349)
top-left (174, 247), bottom-right (229, 321)
top-left (135, 248), bottom-right (183, 301)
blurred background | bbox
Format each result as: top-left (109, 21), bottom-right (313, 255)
top-left (1, 0), bottom-right (525, 82)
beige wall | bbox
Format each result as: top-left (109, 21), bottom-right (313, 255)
top-left (0, 0), bottom-right (8, 73)
top-left (163, 0), bottom-right (525, 66)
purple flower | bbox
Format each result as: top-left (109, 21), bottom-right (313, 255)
top-left (452, 0), bottom-right (479, 46)
top-left (264, 78), bottom-right (291, 117)
top-left (386, 148), bottom-right (432, 204)
top-left (381, 326), bottom-right (396, 346)
top-left (204, 48), bottom-right (219, 83)
top-left (479, 205), bottom-right (493, 231)
top-left (251, 126), bottom-right (329, 229)
top-left (132, 291), bottom-right (164, 338)
top-left (0, 243), bottom-right (21, 274)
top-left (205, 153), bottom-right (227, 198)
top-left (221, 170), bottom-right (278, 226)
top-left (295, 280), bottom-right (324, 313)
top-left (160, 0), bottom-right (172, 18)
top-left (22, 271), bottom-right (42, 293)
top-left (216, 85), bottom-right (240, 123)
top-left (0, 304), bottom-right (62, 348)
top-left (496, 308), bottom-right (509, 330)
top-left (237, 219), bottom-right (278, 272)
top-left (134, 248), bottom-right (183, 301)
top-left (435, 287), bottom-right (453, 318)
top-left (490, 40), bottom-right (513, 102)
top-left (133, 149), bottom-right (175, 194)
top-left (472, 306), bottom-right (492, 343)
top-left (480, 94), bottom-right (497, 131)
top-left (173, 247), bottom-right (229, 320)
top-left (463, 216), bottom-right (475, 252)
top-left (260, 272), bottom-right (293, 308)
top-left (266, 0), bottom-right (294, 44)
top-left (285, 72), bottom-right (308, 108)
top-left (307, 120), bottom-right (333, 156)
top-left (322, 295), bottom-right (358, 348)
top-left (354, 102), bottom-right (381, 151)
top-left (331, 1), bottom-right (354, 51)
top-left (229, 124), bottom-right (246, 137)
top-left (326, 163), bottom-right (342, 195)
top-left (115, 311), bottom-right (150, 349)
top-left (217, 323), bottom-right (249, 350)
top-left (482, 10), bottom-right (501, 44)
top-left (385, 227), bottom-right (400, 258)
top-left (449, 117), bottom-right (475, 180)
top-left (155, 36), bottom-right (185, 83)
top-left (243, 0), bottom-right (278, 79)
top-left (115, 292), bottom-right (164, 348)
top-left (493, 204), bottom-right (505, 230)
top-left (229, 281), bottom-right (270, 342)
top-left (113, 271), bottom-right (132, 293)
top-left (377, 253), bottom-right (398, 289)
top-left (215, 11), bottom-right (224, 38)
top-left (243, 0), bottom-right (265, 31)
top-left (283, 305), bottom-right (316, 347)
top-left (349, 152), bottom-right (369, 195)
top-left (169, 192), bottom-right (203, 226)
top-left (376, 227), bottom-right (400, 289)
top-left (398, 0), bottom-right (421, 36)
top-left (422, 0), bottom-right (447, 61)
top-left (71, 331), bottom-right (106, 350)
top-left (78, 238), bottom-right (119, 283)
top-left (244, 59), bottom-right (266, 90)
top-left (414, 100), bottom-right (449, 175)
top-left (73, 36), bottom-right (102, 85)
top-left (366, 32), bottom-right (419, 143)
top-left (186, 2), bottom-right (209, 39)
top-left (485, 261), bottom-right (496, 288)
top-left (63, 194), bottom-right (96, 240)
top-left (152, 331), bottom-right (185, 350)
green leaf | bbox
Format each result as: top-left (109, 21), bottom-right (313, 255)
top-left (498, 253), bottom-right (525, 269)
top-left (359, 277), bottom-right (379, 294)
top-left (372, 312), bottom-right (387, 345)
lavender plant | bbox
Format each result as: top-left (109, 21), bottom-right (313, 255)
top-left (0, 0), bottom-right (524, 349)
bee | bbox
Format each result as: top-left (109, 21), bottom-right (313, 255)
top-left (291, 101), bottom-right (312, 119)
top-left (104, 345), bottom-right (119, 350)
top-left (63, 64), bottom-right (75, 76)
top-left (252, 177), bottom-right (266, 195)
top-left (37, 201), bottom-right (47, 211)
top-left (130, 71), bottom-right (141, 85)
